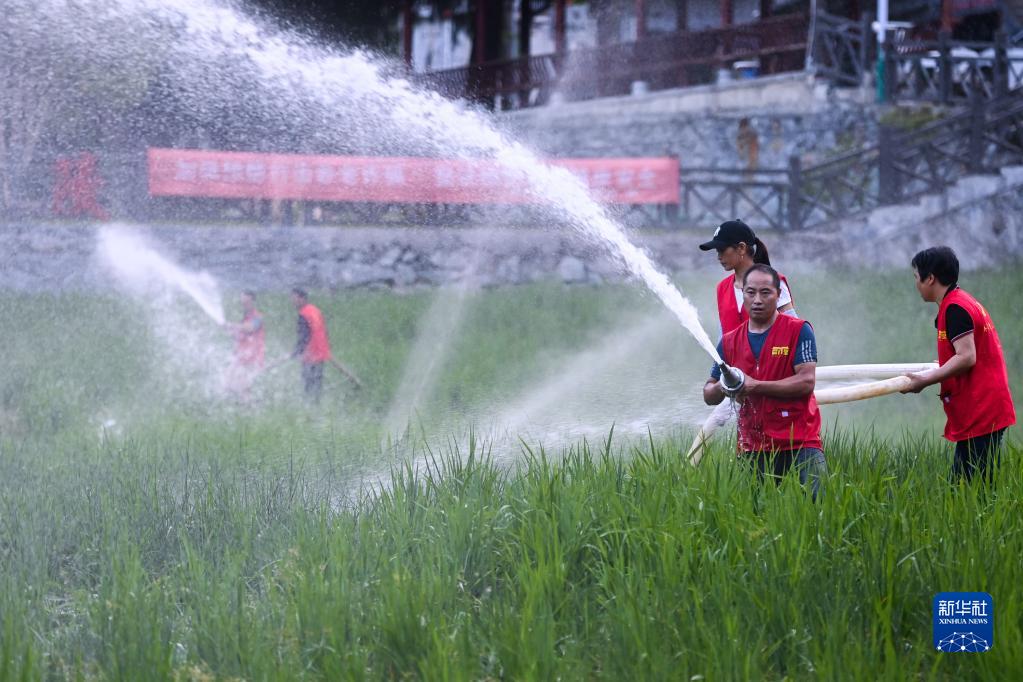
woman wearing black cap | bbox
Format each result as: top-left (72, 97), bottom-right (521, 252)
top-left (699, 219), bottom-right (795, 335)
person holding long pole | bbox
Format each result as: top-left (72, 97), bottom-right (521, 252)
top-left (284, 288), bottom-right (362, 403)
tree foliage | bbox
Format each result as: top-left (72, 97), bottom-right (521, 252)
top-left (0, 1), bottom-right (171, 214)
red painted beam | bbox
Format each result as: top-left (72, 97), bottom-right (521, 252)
top-left (721, 0), bottom-right (733, 28)
top-left (636, 0), bottom-right (647, 40)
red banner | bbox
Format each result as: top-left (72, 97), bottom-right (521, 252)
top-left (952, 0), bottom-right (996, 15)
top-left (147, 148), bottom-right (679, 205)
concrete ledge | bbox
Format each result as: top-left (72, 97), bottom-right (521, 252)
top-left (999, 165), bottom-right (1023, 185)
top-left (946, 174), bottom-right (1005, 209)
top-left (838, 169), bottom-right (1023, 269)
top-left (502, 72), bottom-right (838, 123)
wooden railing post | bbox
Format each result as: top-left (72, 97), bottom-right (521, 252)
top-left (882, 35), bottom-right (897, 103)
top-left (859, 12), bottom-right (872, 85)
top-left (968, 95), bottom-right (986, 173)
top-left (878, 125), bottom-right (900, 204)
top-left (787, 155), bottom-right (802, 231)
top-left (669, 156), bottom-right (681, 225)
top-left (938, 31), bottom-right (953, 104)
top-left (994, 31), bottom-right (1009, 100)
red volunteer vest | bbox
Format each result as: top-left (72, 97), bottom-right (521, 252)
top-left (721, 314), bottom-right (822, 453)
top-left (716, 272), bottom-right (793, 334)
top-left (299, 303), bottom-right (332, 363)
top-left (936, 288), bottom-right (1015, 441)
top-left (235, 309), bottom-right (265, 367)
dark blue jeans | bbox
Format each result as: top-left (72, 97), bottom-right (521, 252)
top-left (746, 447), bottom-right (827, 502)
top-left (301, 361), bottom-right (324, 403)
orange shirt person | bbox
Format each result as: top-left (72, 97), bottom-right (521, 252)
top-left (290, 288), bottom-right (332, 402)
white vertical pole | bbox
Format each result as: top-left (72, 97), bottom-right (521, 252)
top-left (876, 0), bottom-right (888, 44)
top-left (875, 0), bottom-right (889, 101)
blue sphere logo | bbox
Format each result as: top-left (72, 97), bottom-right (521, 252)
top-left (936, 632), bottom-right (990, 653)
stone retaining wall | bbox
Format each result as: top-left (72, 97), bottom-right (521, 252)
top-left (0, 223), bottom-right (699, 292)
top-left (501, 73), bottom-right (879, 172)
top-left (2, 181), bottom-right (1018, 295)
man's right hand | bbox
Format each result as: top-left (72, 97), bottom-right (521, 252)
top-left (703, 378), bottom-right (725, 406)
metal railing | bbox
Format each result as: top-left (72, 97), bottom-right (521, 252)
top-left (415, 13), bottom-right (810, 110)
top-left (792, 92), bottom-right (1023, 228)
top-left (791, 146), bottom-right (881, 229)
top-left (678, 167), bottom-right (791, 231)
top-left (681, 89), bottom-right (1023, 230)
top-left (811, 11), bottom-right (873, 87)
top-left (884, 32), bottom-right (1023, 104)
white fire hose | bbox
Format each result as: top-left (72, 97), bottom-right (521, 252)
top-left (686, 362), bottom-right (938, 466)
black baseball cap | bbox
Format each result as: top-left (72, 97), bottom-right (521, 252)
top-left (699, 220), bottom-right (756, 251)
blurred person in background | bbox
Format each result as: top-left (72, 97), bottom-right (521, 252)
top-left (290, 287), bottom-right (332, 403)
top-left (224, 290), bottom-right (265, 399)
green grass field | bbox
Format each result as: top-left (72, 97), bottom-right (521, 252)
top-left (0, 269), bottom-right (1020, 679)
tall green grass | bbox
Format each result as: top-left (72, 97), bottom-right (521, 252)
top-left (1, 430), bottom-right (1020, 679)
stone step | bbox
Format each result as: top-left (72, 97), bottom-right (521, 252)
top-left (866, 203), bottom-right (922, 238)
top-left (999, 165), bottom-right (1023, 185)
top-left (945, 174), bottom-right (1005, 208)
top-left (915, 192), bottom-right (945, 217)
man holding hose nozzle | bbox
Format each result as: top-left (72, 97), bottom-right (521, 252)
top-left (703, 264), bottom-right (825, 500)
top-left (900, 247), bottom-right (1015, 484)
top-left (688, 219), bottom-right (799, 463)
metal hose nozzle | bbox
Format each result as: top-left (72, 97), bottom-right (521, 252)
top-left (718, 363), bottom-right (746, 395)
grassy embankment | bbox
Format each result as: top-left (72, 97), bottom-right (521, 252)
top-left (0, 269), bottom-right (1020, 679)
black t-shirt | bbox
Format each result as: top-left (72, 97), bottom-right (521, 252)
top-left (944, 305), bottom-right (974, 341)
top-left (934, 286), bottom-right (974, 341)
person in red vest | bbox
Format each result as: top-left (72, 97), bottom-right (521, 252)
top-left (233, 290), bottom-right (266, 366)
top-left (703, 264), bottom-right (825, 499)
top-left (51, 157), bottom-right (75, 217)
top-left (901, 246), bottom-right (1015, 483)
top-left (290, 288), bottom-right (332, 402)
top-left (692, 220), bottom-right (798, 458)
top-left (224, 290), bottom-right (265, 398)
